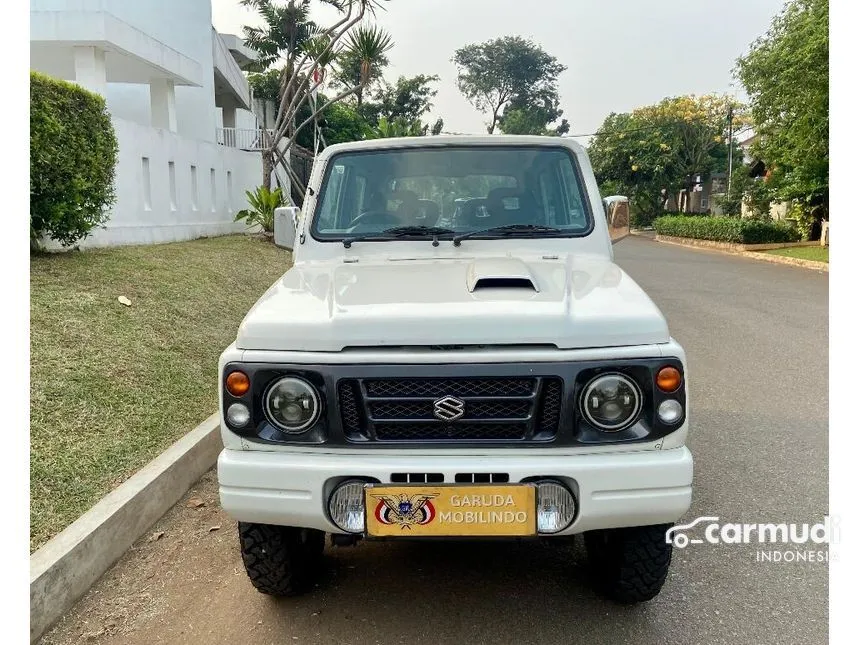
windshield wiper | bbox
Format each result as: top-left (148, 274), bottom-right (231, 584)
top-left (343, 225), bottom-right (455, 248)
top-left (452, 224), bottom-right (564, 246)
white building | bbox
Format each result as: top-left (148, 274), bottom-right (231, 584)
top-left (30, 0), bottom-right (266, 247)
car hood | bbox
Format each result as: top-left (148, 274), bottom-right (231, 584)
top-left (235, 255), bottom-right (669, 352)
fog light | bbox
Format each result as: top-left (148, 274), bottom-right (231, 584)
top-left (536, 481), bottom-right (576, 534)
top-left (658, 399), bottom-right (684, 424)
top-left (226, 403), bottom-right (250, 428)
top-left (329, 480), bottom-right (366, 533)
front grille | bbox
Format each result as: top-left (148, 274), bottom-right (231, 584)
top-left (338, 376), bottom-right (564, 443)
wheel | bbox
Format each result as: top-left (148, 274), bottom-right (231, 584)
top-left (238, 522), bottom-right (326, 596)
top-left (583, 523), bottom-right (674, 604)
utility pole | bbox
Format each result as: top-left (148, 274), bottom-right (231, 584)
top-left (727, 104), bottom-right (734, 198)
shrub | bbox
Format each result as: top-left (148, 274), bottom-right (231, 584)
top-left (654, 215), bottom-right (801, 244)
top-left (235, 186), bottom-right (287, 234)
top-left (30, 72), bottom-right (118, 247)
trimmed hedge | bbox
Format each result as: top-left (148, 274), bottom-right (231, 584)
top-left (30, 72), bottom-right (118, 247)
top-left (654, 215), bottom-right (802, 244)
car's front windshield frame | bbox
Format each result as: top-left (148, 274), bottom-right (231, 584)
top-left (309, 144), bottom-right (595, 243)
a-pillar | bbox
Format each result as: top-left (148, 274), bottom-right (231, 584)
top-left (150, 78), bottom-right (177, 132)
top-left (73, 46), bottom-right (106, 96)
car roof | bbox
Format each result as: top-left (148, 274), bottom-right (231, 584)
top-left (320, 134), bottom-right (586, 156)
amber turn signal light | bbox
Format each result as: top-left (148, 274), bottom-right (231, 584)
top-left (226, 371), bottom-right (250, 397)
top-left (656, 366), bottom-right (682, 393)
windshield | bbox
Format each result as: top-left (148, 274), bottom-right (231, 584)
top-left (311, 145), bottom-right (593, 242)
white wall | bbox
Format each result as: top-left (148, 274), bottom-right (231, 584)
top-left (71, 117), bottom-right (261, 248)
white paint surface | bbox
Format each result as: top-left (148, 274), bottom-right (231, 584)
top-left (75, 117), bottom-right (261, 248)
top-left (30, 0), bottom-right (264, 247)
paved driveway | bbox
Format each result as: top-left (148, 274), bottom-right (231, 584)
top-left (43, 237), bottom-right (829, 645)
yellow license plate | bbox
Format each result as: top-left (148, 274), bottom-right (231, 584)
top-left (364, 484), bottom-right (536, 537)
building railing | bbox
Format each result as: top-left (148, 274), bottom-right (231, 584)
top-left (216, 127), bottom-right (274, 151)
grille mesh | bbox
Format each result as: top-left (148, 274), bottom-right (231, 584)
top-left (338, 381), bottom-right (362, 434)
top-left (364, 377), bottom-right (535, 398)
top-left (537, 378), bottom-right (563, 434)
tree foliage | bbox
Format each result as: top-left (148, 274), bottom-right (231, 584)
top-left (335, 23), bottom-right (394, 104)
top-left (735, 0), bottom-right (828, 214)
top-left (452, 36), bottom-right (566, 134)
top-left (30, 72), bottom-right (118, 248)
top-left (588, 94), bottom-right (744, 220)
top-left (366, 115), bottom-right (425, 138)
top-left (240, 0), bottom-right (391, 192)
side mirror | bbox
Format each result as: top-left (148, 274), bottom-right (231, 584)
top-left (274, 206), bottom-right (300, 251)
top-left (602, 196), bottom-right (630, 244)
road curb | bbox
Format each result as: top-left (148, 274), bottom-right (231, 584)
top-left (739, 251), bottom-right (829, 272)
top-left (652, 236), bottom-right (828, 272)
top-left (30, 413), bottom-right (222, 644)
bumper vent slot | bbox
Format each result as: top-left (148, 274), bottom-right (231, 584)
top-left (391, 473), bottom-right (444, 483)
top-left (455, 473), bottom-right (510, 483)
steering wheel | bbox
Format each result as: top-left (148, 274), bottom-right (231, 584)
top-left (347, 210), bottom-right (401, 231)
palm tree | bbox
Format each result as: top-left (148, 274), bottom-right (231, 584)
top-left (342, 24), bottom-right (393, 105)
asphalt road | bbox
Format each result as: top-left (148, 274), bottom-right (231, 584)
top-left (43, 237), bottom-right (829, 645)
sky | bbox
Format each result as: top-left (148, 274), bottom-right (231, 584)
top-left (211, 0), bottom-right (787, 143)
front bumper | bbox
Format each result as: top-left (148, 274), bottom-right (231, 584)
top-left (218, 446), bottom-right (693, 536)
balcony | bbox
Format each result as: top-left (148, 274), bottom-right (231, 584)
top-left (216, 127), bottom-right (274, 151)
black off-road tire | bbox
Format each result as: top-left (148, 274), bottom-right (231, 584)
top-left (238, 522), bottom-right (326, 596)
top-left (584, 524), bottom-right (674, 604)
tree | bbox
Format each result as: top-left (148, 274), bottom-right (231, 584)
top-left (241, 0), bottom-right (390, 193)
top-left (430, 117), bottom-right (444, 135)
top-left (498, 86), bottom-right (568, 135)
top-left (635, 95), bottom-right (745, 207)
top-left (735, 0), bottom-right (828, 218)
top-left (373, 74), bottom-right (439, 122)
top-left (588, 94), bottom-right (744, 221)
top-left (337, 23), bottom-right (394, 105)
top-left (452, 36), bottom-right (566, 134)
top-left (331, 47), bottom-right (389, 104)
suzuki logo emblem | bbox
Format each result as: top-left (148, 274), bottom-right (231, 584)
top-left (433, 396), bottom-right (466, 421)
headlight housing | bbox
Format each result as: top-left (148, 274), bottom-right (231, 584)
top-left (580, 372), bottom-right (643, 432)
top-left (264, 376), bottom-right (321, 433)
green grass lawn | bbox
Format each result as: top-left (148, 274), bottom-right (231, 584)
top-left (30, 235), bottom-right (291, 551)
top-left (762, 246), bottom-right (829, 263)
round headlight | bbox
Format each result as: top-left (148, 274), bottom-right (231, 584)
top-left (264, 376), bottom-right (321, 433)
top-left (580, 373), bottom-right (642, 431)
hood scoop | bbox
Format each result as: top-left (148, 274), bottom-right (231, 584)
top-left (467, 257), bottom-right (539, 293)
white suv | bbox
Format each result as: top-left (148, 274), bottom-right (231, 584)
top-left (217, 136), bottom-right (692, 603)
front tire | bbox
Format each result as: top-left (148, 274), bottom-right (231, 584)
top-left (238, 522), bottom-right (325, 596)
top-left (584, 524), bottom-right (673, 604)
